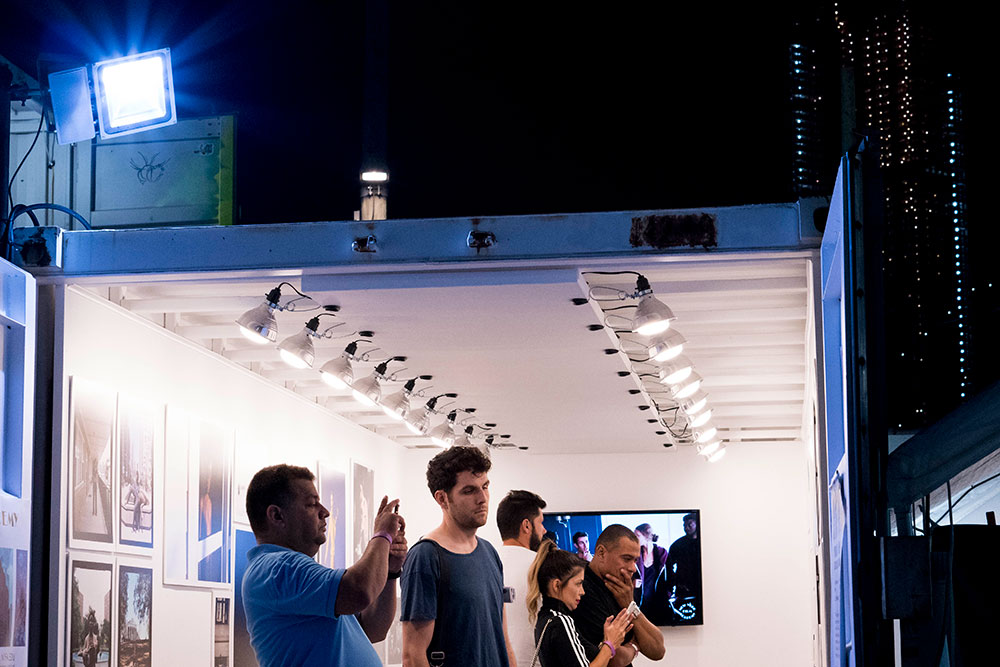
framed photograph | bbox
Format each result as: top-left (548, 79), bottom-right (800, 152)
top-left (213, 595), bottom-right (231, 667)
top-left (0, 548), bottom-right (14, 647)
top-left (316, 463), bottom-right (346, 570)
top-left (231, 436), bottom-right (267, 528)
top-left (116, 563), bottom-right (152, 667)
top-left (117, 396), bottom-right (160, 550)
top-left (163, 406), bottom-right (233, 586)
top-left (231, 529), bottom-right (257, 667)
top-left (69, 377), bottom-right (117, 547)
top-left (68, 558), bottom-right (113, 667)
top-left (351, 462), bottom-right (374, 565)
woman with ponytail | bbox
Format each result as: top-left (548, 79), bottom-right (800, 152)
top-left (526, 540), bottom-right (633, 667)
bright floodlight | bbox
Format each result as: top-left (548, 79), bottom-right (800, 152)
top-left (93, 49), bottom-right (177, 139)
top-left (361, 170), bottom-right (389, 183)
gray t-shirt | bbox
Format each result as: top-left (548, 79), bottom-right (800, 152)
top-left (400, 537), bottom-right (509, 667)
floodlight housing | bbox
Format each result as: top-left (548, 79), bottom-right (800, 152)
top-left (93, 48), bottom-right (177, 140)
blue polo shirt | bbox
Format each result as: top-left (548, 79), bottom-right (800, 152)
top-left (242, 544), bottom-right (382, 667)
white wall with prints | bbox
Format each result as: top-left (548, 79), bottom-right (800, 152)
top-left (57, 287), bottom-right (406, 666)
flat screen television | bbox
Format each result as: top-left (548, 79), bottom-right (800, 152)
top-left (542, 510), bottom-right (703, 626)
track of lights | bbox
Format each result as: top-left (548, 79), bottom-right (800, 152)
top-left (235, 287), bottom-right (522, 452)
top-left (584, 271), bottom-right (724, 463)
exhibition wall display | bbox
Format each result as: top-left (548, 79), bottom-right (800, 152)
top-left (54, 289), bottom-right (405, 666)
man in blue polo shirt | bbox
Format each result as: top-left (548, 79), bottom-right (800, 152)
top-left (242, 464), bottom-right (407, 666)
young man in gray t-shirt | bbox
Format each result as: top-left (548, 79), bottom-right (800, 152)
top-left (400, 446), bottom-right (516, 667)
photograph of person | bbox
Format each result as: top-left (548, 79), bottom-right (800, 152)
top-left (69, 560), bottom-right (112, 667)
top-left (71, 379), bottom-right (116, 544)
top-left (117, 565), bottom-right (152, 667)
top-left (118, 398), bottom-right (156, 549)
top-left (352, 462), bottom-right (374, 564)
top-left (196, 419), bottom-right (231, 583)
top-left (543, 511), bottom-right (703, 625)
top-left (317, 464), bottom-right (346, 570)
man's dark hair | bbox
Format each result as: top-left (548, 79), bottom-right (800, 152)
top-left (426, 446), bottom-right (491, 495)
top-left (572, 531), bottom-right (588, 543)
top-left (496, 490), bottom-right (547, 540)
top-left (246, 464), bottom-right (315, 535)
top-left (595, 524), bottom-right (640, 552)
top-left (683, 512), bottom-right (697, 523)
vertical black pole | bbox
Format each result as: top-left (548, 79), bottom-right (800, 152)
top-left (361, 0), bottom-right (388, 173)
top-left (844, 137), bottom-right (893, 665)
top-left (2, 65), bottom-right (13, 259)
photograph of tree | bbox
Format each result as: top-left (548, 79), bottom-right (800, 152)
top-left (0, 547), bottom-right (13, 647)
top-left (69, 560), bottom-right (112, 667)
top-left (117, 565), bottom-right (152, 667)
top-left (118, 398), bottom-right (157, 549)
top-left (351, 463), bottom-right (374, 564)
top-left (317, 464), bottom-right (345, 570)
top-left (71, 379), bottom-right (116, 544)
top-left (13, 548), bottom-right (27, 647)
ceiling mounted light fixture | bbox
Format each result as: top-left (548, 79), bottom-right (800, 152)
top-left (669, 371), bottom-right (703, 399)
top-left (648, 330), bottom-right (686, 362)
top-left (706, 446), bottom-right (727, 463)
top-left (277, 312), bottom-right (341, 369)
top-left (698, 440), bottom-right (723, 458)
top-left (381, 375), bottom-right (432, 421)
top-left (679, 391), bottom-right (709, 416)
top-left (657, 356), bottom-right (694, 386)
top-left (631, 274), bottom-right (676, 336)
top-left (693, 425), bottom-right (718, 444)
top-left (351, 357), bottom-right (406, 408)
top-left (429, 411), bottom-right (459, 448)
top-left (319, 338), bottom-right (374, 389)
top-left (236, 286), bottom-right (283, 344)
top-left (404, 393), bottom-right (458, 435)
top-left (689, 407), bottom-right (714, 429)
top-left (236, 282), bottom-right (320, 345)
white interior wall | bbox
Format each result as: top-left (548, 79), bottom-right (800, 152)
top-left (56, 287), bottom-right (406, 666)
top-left (401, 443), bottom-right (821, 667)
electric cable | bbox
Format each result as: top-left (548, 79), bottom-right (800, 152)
top-left (7, 111), bottom-right (44, 210)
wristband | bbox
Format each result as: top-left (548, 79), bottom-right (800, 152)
top-left (600, 641), bottom-right (616, 657)
top-left (629, 642), bottom-right (639, 656)
top-left (372, 531), bottom-right (393, 545)
top-left (387, 570), bottom-right (402, 580)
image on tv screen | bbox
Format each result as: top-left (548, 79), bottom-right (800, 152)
top-left (542, 510), bottom-right (702, 626)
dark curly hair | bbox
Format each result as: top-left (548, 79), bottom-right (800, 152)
top-left (246, 464), bottom-right (315, 535)
top-left (426, 446), bottom-right (491, 495)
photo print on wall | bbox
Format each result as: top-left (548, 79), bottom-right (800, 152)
top-left (164, 407), bottom-right (233, 586)
top-left (0, 548), bottom-right (16, 647)
top-left (351, 462), bottom-right (374, 564)
top-left (70, 378), bottom-right (117, 545)
top-left (317, 463), bottom-right (345, 570)
top-left (117, 397), bottom-right (158, 549)
top-left (69, 559), bottom-right (112, 667)
top-left (213, 596), bottom-right (230, 667)
top-left (117, 565), bottom-right (152, 667)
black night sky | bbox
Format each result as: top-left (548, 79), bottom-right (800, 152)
top-left (1, 2), bottom-right (992, 223)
